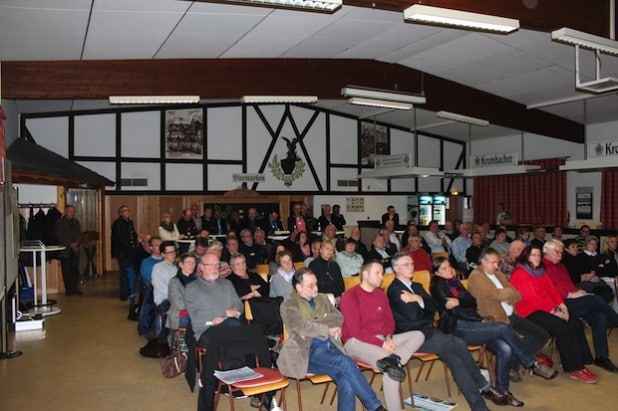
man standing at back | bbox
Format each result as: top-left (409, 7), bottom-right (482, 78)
top-left (111, 205), bottom-right (138, 301)
top-left (55, 204), bottom-right (83, 296)
top-left (340, 261), bottom-right (425, 411)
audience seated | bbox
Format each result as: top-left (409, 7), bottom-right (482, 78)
top-left (336, 238), bottom-right (364, 278)
top-left (387, 252), bottom-right (514, 410)
top-left (330, 204), bottom-right (346, 231)
top-left (400, 234), bottom-right (432, 272)
top-left (500, 239), bottom-right (525, 278)
top-left (381, 205), bottom-right (399, 226)
top-left (264, 209), bottom-right (284, 234)
top-left (340, 261), bottom-right (424, 411)
top-left (227, 252), bottom-right (270, 301)
top-left (401, 220), bottom-right (431, 256)
top-left (294, 230), bottom-right (311, 262)
top-left (206, 240), bottom-right (231, 278)
top-left (452, 222), bottom-right (472, 273)
top-left (140, 236), bottom-right (163, 285)
top-left (238, 228), bottom-right (268, 272)
top-left (543, 239), bottom-right (618, 372)
top-left (177, 208), bottom-right (198, 239)
top-left (166, 253), bottom-right (197, 333)
top-left (240, 207), bottom-right (263, 234)
top-left (309, 240), bottom-right (345, 298)
top-left (383, 220), bottom-right (401, 251)
top-left (431, 256), bottom-right (556, 407)
top-left (490, 228), bottom-right (510, 257)
top-left (563, 238), bottom-right (614, 303)
top-left (304, 239), bottom-right (321, 268)
top-left (322, 224), bottom-right (344, 251)
top-left (158, 212), bottom-right (181, 243)
top-left (529, 226), bottom-right (547, 248)
top-left (509, 245), bottom-right (598, 383)
top-left (287, 203), bottom-right (307, 232)
top-left (349, 227), bottom-right (369, 261)
top-left (368, 234), bottom-right (394, 274)
top-left (200, 206), bottom-right (215, 235)
top-left (423, 220), bottom-right (451, 254)
top-left (269, 250), bottom-right (295, 299)
top-left (465, 232), bottom-right (483, 274)
top-left (253, 228), bottom-right (272, 260)
top-left (151, 241), bottom-right (178, 307)
top-left (278, 268), bottom-right (386, 411)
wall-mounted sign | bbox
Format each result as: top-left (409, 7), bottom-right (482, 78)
top-left (589, 141), bottom-right (618, 157)
top-left (375, 153), bottom-right (411, 168)
top-left (232, 173), bottom-right (265, 183)
top-left (576, 186), bottom-right (593, 220)
top-left (346, 197), bottom-right (364, 213)
top-left (471, 152), bottom-right (517, 168)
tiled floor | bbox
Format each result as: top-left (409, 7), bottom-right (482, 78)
top-left (1, 272), bottom-right (617, 411)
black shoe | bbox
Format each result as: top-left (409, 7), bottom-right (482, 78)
top-left (376, 355), bottom-right (406, 382)
top-left (594, 357), bottom-right (618, 372)
top-left (482, 386), bottom-right (510, 406)
top-left (505, 392), bottom-right (524, 407)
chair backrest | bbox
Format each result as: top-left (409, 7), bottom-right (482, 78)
top-left (344, 275), bottom-right (361, 291)
top-left (294, 261), bottom-right (305, 270)
top-left (381, 273), bottom-right (396, 291)
top-left (413, 270), bottom-right (431, 293)
top-left (244, 300), bottom-right (253, 321)
top-left (431, 251), bottom-right (449, 260)
top-left (248, 297), bottom-right (284, 336)
top-left (460, 278), bottom-right (469, 289)
top-left (256, 264), bottom-right (270, 281)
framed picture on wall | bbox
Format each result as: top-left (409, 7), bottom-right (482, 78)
top-left (165, 108), bottom-right (204, 159)
top-left (360, 120), bottom-right (389, 167)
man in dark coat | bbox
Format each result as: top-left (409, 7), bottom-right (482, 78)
top-left (55, 205), bottom-right (82, 295)
top-left (111, 205), bottom-right (137, 301)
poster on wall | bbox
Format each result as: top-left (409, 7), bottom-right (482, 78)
top-left (360, 120), bottom-right (388, 167)
top-left (346, 196), bottom-right (364, 213)
top-left (576, 186), bottom-right (593, 220)
top-left (165, 108), bottom-right (204, 159)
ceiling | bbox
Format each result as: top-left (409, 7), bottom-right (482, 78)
top-left (1, 0), bottom-right (617, 143)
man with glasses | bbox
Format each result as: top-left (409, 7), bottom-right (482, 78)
top-left (287, 203), bottom-right (307, 233)
top-left (387, 252), bottom-right (501, 411)
top-left (185, 252), bottom-right (243, 347)
top-left (151, 241), bottom-right (178, 307)
top-left (278, 268), bottom-right (386, 411)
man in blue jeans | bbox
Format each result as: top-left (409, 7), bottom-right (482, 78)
top-left (278, 268), bottom-right (385, 411)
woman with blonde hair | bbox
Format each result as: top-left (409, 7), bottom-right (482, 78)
top-left (158, 212), bottom-right (181, 242)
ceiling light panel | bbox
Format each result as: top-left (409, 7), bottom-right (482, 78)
top-left (552, 28), bottom-right (618, 56)
top-left (404, 5), bottom-right (519, 34)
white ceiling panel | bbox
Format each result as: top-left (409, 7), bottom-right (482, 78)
top-left (283, 18), bottom-right (397, 58)
top-left (157, 12), bottom-right (268, 58)
top-left (83, 10), bottom-right (184, 59)
top-left (0, 6), bottom-right (89, 60)
top-left (93, 0), bottom-right (190, 12)
top-left (378, 29), bottom-right (463, 63)
top-left (397, 33), bottom-right (513, 74)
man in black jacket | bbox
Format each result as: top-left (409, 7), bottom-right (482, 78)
top-left (111, 205), bottom-right (138, 301)
top-left (386, 252), bottom-right (506, 410)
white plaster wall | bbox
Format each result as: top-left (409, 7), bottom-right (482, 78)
top-left (121, 111), bottom-right (160, 158)
top-left (15, 183), bottom-right (57, 204)
top-left (1, 99), bottom-right (18, 146)
top-left (313, 194), bottom-right (407, 225)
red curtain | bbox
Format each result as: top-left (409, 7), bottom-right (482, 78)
top-left (600, 170), bottom-right (618, 230)
top-left (473, 158), bottom-right (567, 226)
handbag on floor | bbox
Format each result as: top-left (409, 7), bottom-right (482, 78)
top-left (160, 331), bottom-right (188, 378)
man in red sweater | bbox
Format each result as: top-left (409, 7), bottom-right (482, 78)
top-left (340, 261), bottom-right (424, 411)
top-left (400, 234), bottom-right (432, 272)
top-left (543, 239), bottom-right (618, 372)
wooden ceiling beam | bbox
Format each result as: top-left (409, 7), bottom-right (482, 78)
top-left (1, 58), bottom-right (584, 143)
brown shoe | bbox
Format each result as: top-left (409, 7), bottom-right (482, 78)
top-left (482, 386), bottom-right (510, 406)
top-left (505, 392), bottom-right (524, 407)
top-left (509, 369), bottom-right (522, 383)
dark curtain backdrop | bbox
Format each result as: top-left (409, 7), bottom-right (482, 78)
top-left (600, 170), bottom-right (618, 231)
top-left (473, 158), bottom-right (567, 226)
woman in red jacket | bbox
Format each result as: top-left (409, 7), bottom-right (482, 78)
top-left (510, 245), bottom-right (597, 383)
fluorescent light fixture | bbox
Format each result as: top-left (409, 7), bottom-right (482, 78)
top-left (241, 95), bottom-right (318, 104)
top-left (109, 95), bottom-right (199, 104)
top-left (551, 28), bottom-right (618, 56)
top-left (342, 86), bottom-right (426, 105)
top-left (348, 97), bottom-right (413, 110)
top-left (359, 166), bottom-right (444, 179)
top-left (559, 158), bottom-right (618, 172)
top-left (436, 111), bottom-right (490, 127)
top-left (576, 77), bottom-right (618, 93)
top-left (404, 4), bottom-right (519, 34)
top-left (448, 165), bottom-right (542, 178)
top-left (219, 0), bottom-right (341, 12)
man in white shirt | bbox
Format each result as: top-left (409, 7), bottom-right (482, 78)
top-left (423, 220), bottom-right (451, 254)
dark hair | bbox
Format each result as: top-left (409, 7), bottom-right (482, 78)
top-left (515, 226), bottom-right (530, 237)
top-left (160, 240), bottom-right (177, 253)
top-left (275, 250), bottom-right (293, 265)
top-left (148, 236), bottom-right (162, 246)
top-left (391, 251), bottom-right (410, 267)
top-left (479, 247), bottom-right (499, 262)
top-left (563, 238), bottom-right (578, 248)
top-left (344, 237), bottom-right (357, 246)
top-left (179, 253), bottom-right (197, 264)
top-left (432, 255), bottom-right (449, 273)
top-left (494, 228), bottom-right (506, 237)
top-left (292, 268), bottom-right (315, 289)
top-left (516, 245), bottom-right (544, 268)
top-left (195, 237), bottom-right (209, 248)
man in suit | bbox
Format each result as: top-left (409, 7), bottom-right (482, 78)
top-left (386, 252), bottom-right (505, 410)
top-left (381, 205), bottom-right (399, 226)
top-left (264, 209), bottom-right (284, 234)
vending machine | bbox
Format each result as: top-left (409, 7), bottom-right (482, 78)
top-left (432, 195), bottom-right (447, 225)
top-left (418, 194), bottom-right (447, 226)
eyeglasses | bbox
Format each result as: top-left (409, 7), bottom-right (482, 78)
top-left (163, 250), bottom-right (177, 255)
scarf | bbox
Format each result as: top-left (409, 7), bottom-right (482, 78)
top-left (445, 277), bottom-right (464, 299)
top-left (176, 269), bottom-right (196, 287)
top-left (292, 291), bottom-right (326, 321)
top-left (516, 262), bottom-right (545, 278)
top-left (160, 221), bottom-right (175, 233)
top-left (276, 267), bottom-right (295, 283)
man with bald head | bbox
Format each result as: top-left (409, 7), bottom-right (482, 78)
top-left (501, 239), bottom-right (525, 278)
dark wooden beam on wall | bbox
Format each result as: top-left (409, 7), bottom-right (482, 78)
top-left (2, 59), bottom-right (584, 143)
